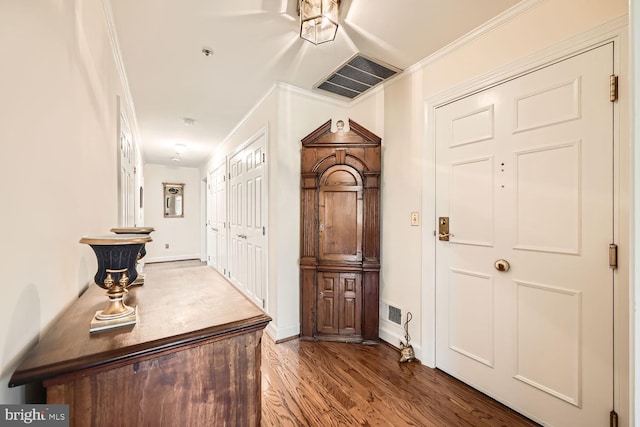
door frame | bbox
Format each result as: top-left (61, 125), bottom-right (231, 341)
top-left (421, 18), bottom-right (629, 420)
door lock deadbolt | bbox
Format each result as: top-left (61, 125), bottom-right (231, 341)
top-left (438, 217), bottom-right (453, 241)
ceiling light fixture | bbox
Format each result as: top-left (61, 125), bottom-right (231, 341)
top-left (171, 144), bottom-right (186, 162)
top-left (299, 0), bottom-right (340, 45)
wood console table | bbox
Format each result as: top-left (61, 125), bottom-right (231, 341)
top-left (10, 265), bottom-right (271, 427)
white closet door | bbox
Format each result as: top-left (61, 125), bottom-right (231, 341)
top-left (228, 133), bottom-right (266, 308)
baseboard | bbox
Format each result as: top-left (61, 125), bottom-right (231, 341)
top-left (145, 254), bottom-right (201, 263)
top-left (265, 322), bottom-right (300, 343)
top-left (265, 322), bottom-right (423, 357)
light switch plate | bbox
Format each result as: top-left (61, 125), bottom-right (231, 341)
top-left (411, 212), bottom-right (419, 226)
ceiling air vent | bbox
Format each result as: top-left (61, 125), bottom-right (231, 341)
top-left (315, 54), bottom-right (402, 100)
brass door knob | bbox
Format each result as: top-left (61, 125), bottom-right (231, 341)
top-left (494, 259), bottom-right (510, 272)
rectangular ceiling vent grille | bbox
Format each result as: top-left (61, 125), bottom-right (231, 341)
top-left (315, 54), bottom-right (402, 100)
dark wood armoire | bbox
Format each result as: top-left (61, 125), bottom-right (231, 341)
top-left (300, 119), bottom-right (381, 344)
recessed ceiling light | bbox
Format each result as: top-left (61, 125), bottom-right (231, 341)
top-left (201, 47), bottom-right (214, 57)
top-left (183, 118), bottom-right (195, 126)
top-left (171, 156), bottom-right (181, 162)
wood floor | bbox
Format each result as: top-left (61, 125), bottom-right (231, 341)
top-left (262, 335), bottom-right (539, 427)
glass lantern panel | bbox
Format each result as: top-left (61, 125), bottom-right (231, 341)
top-left (323, 0), bottom-right (339, 21)
top-left (301, 0), bottom-right (321, 18)
top-left (316, 20), bottom-right (338, 43)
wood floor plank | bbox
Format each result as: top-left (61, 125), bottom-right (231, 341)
top-left (262, 336), bottom-right (539, 427)
top-left (263, 340), bottom-right (361, 426)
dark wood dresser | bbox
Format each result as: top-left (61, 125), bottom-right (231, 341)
top-left (10, 265), bottom-right (271, 427)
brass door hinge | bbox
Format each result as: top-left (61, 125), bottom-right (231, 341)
top-left (609, 243), bottom-right (618, 270)
top-left (610, 410), bottom-right (618, 427)
top-left (610, 74), bottom-right (618, 102)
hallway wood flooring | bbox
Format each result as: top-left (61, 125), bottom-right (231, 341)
top-left (262, 334), bottom-right (539, 427)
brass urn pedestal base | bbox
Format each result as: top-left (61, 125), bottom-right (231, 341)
top-left (89, 269), bottom-right (138, 333)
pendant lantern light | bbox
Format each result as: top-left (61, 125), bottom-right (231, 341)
top-left (299, 0), bottom-right (340, 45)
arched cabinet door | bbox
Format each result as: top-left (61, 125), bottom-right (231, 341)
top-left (299, 119), bottom-right (381, 344)
top-left (318, 165), bottom-right (363, 263)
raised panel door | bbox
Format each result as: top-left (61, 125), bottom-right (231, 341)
top-left (317, 272), bottom-right (362, 337)
top-left (318, 165), bottom-right (363, 263)
top-left (434, 43), bottom-right (614, 426)
top-left (338, 273), bottom-right (361, 335)
top-left (317, 272), bottom-right (339, 334)
top-left (228, 134), bottom-right (266, 308)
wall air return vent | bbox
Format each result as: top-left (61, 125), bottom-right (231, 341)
top-left (315, 54), bottom-right (402, 100)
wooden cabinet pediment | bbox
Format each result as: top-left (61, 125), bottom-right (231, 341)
top-left (300, 119), bottom-right (380, 344)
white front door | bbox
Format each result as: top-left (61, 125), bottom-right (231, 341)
top-left (228, 133), bottom-right (266, 308)
top-left (435, 44), bottom-right (614, 426)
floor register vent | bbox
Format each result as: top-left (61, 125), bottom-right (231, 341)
top-left (315, 53), bottom-right (402, 100)
top-left (388, 305), bottom-right (402, 325)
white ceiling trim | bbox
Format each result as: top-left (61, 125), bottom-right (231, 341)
top-left (217, 83), bottom-right (279, 152)
top-left (101, 0), bottom-right (141, 151)
top-left (218, 80), bottom-right (387, 152)
top-left (426, 14), bottom-right (627, 109)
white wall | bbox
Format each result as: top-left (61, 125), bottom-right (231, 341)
top-left (379, 69), bottom-right (425, 351)
top-left (0, 0), bottom-right (136, 403)
top-left (143, 164), bottom-right (202, 263)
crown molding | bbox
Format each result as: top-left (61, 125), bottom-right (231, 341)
top-left (218, 84), bottom-right (279, 150)
top-left (101, 0), bottom-right (143, 156)
top-left (425, 14), bottom-right (627, 108)
top-left (395, 0), bottom-right (545, 84)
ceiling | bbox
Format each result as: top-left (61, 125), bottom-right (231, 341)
top-left (108, 0), bottom-right (522, 167)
